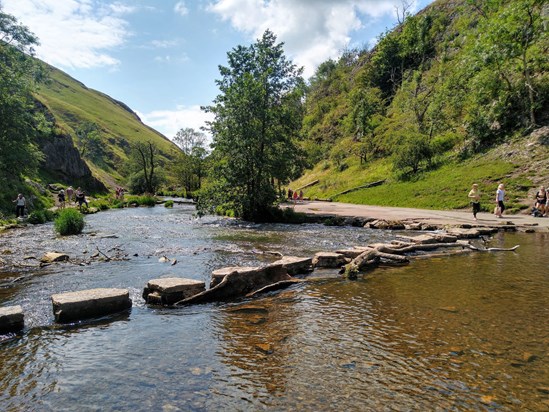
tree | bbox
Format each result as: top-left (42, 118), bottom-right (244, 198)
top-left (201, 30), bottom-right (305, 221)
top-left (173, 127), bottom-right (208, 196)
top-left (129, 141), bottom-right (162, 194)
top-left (75, 121), bottom-right (102, 160)
top-left (0, 8), bottom-right (45, 189)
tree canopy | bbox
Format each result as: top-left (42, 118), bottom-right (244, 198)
top-left (0, 8), bottom-right (45, 186)
top-left (200, 30), bottom-right (305, 221)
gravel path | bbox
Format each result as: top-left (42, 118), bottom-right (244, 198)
top-left (288, 200), bottom-right (549, 231)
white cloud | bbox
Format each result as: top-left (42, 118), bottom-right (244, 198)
top-left (174, 1), bottom-right (189, 17)
top-left (208, 0), bottom-right (419, 78)
top-left (3, 0), bottom-right (130, 69)
top-left (138, 105), bottom-right (214, 142)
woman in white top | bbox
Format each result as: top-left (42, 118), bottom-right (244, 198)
top-left (495, 183), bottom-right (505, 218)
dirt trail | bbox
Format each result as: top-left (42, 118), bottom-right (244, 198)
top-left (290, 200), bottom-right (549, 231)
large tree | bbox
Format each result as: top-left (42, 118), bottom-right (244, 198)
top-left (0, 7), bottom-right (45, 189)
top-left (201, 30), bottom-right (305, 221)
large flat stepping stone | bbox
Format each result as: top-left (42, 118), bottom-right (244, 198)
top-left (143, 278), bottom-right (205, 305)
top-left (51, 288), bottom-right (132, 323)
top-left (312, 252), bottom-right (347, 268)
top-left (0, 305), bottom-right (24, 333)
top-left (271, 256), bottom-right (313, 275)
top-left (211, 266), bottom-right (259, 287)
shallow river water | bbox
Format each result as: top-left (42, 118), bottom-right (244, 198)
top-left (1, 205), bottom-right (548, 411)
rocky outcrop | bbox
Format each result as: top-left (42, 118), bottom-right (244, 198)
top-left (34, 100), bottom-right (105, 191)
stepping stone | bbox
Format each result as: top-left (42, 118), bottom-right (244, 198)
top-left (271, 256), bottom-right (313, 275)
top-left (0, 305), bottom-right (24, 333)
top-left (51, 288), bottom-right (132, 323)
top-left (143, 277), bottom-right (205, 305)
top-left (312, 252), bottom-right (347, 268)
top-left (211, 266), bottom-right (259, 288)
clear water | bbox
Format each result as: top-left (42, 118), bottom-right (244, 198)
top-left (1, 205), bottom-right (548, 411)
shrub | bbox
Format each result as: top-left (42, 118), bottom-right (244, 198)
top-left (27, 210), bottom-right (47, 224)
top-left (54, 208), bottom-right (85, 235)
top-left (164, 200), bottom-right (174, 208)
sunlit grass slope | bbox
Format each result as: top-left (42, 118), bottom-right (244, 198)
top-left (34, 64), bottom-right (180, 183)
top-left (292, 154), bottom-right (532, 214)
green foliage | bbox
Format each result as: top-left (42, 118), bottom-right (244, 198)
top-left (392, 133), bottom-right (434, 178)
top-left (201, 30), bottom-right (305, 221)
top-left (89, 198), bottom-right (111, 211)
top-left (27, 210), bottom-right (47, 224)
top-left (125, 195), bottom-right (157, 207)
top-left (0, 8), bottom-right (47, 209)
top-left (54, 208), bottom-right (85, 235)
top-left (164, 200), bottom-right (174, 208)
top-left (173, 128), bottom-right (208, 196)
top-left (296, 0), bottom-right (548, 202)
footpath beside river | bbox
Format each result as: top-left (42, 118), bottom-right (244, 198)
top-left (289, 200), bottom-right (549, 231)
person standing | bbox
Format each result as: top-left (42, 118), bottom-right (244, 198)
top-left (58, 189), bottom-right (66, 209)
top-left (495, 183), bottom-right (505, 218)
top-left (534, 186), bottom-right (546, 216)
top-left (75, 187), bottom-right (88, 210)
top-left (13, 194), bottom-right (26, 218)
top-left (66, 186), bottom-right (74, 204)
top-left (468, 184), bottom-right (481, 220)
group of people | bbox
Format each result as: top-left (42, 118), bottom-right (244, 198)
top-left (56, 186), bottom-right (88, 210)
top-left (287, 188), bottom-right (304, 203)
top-left (468, 183), bottom-right (548, 220)
top-left (115, 187), bottom-right (125, 201)
top-left (468, 183), bottom-right (507, 220)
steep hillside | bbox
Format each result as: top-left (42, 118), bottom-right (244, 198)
top-left (34, 64), bottom-right (181, 187)
top-left (294, 0), bottom-right (548, 212)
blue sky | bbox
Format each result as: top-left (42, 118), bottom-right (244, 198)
top-left (4, 0), bottom-right (434, 140)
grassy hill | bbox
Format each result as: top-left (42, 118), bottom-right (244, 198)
top-left (34, 64), bottom-right (180, 187)
top-left (291, 0), bottom-right (548, 213)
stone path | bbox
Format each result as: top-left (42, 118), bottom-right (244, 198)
top-left (289, 201), bottom-right (549, 231)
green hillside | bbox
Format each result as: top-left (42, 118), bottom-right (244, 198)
top-left (35, 64), bottom-right (180, 185)
top-left (292, 0), bottom-right (548, 212)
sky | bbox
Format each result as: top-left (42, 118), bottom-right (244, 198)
top-left (3, 0), bottom-right (434, 140)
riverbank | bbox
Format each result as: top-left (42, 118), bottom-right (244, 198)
top-left (286, 200), bottom-right (549, 232)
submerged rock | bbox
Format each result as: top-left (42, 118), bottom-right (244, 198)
top-left (40, 252), bottom-right (69, 263)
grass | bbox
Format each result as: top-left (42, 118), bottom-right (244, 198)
top-left (291, 154), bottom-right (532, 213)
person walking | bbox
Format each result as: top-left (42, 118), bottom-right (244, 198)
top-left (468, 184), bottom-right (481, 220)
top-left (13, 194), bottom-right (26, 218)
top-left (495, 183), bottom-right (505, 218)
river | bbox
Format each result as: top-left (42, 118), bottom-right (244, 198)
top-left (1, 205), bottom-right (548, 411)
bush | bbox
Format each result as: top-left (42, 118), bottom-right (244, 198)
top-left (27, 210), bottom-right (47, 224)
top-left (164, 200), bottom-right (174, 208)
top-left (54, 208), bottom-right (85, 235)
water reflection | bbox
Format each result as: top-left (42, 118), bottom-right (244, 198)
top-left (0, 207), bottom-right (548, 410)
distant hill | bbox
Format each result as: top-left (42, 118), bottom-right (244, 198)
top-left (33, 63), bottom-right (181, 190)
top-left (293, 0), bottom-right (548, 212)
